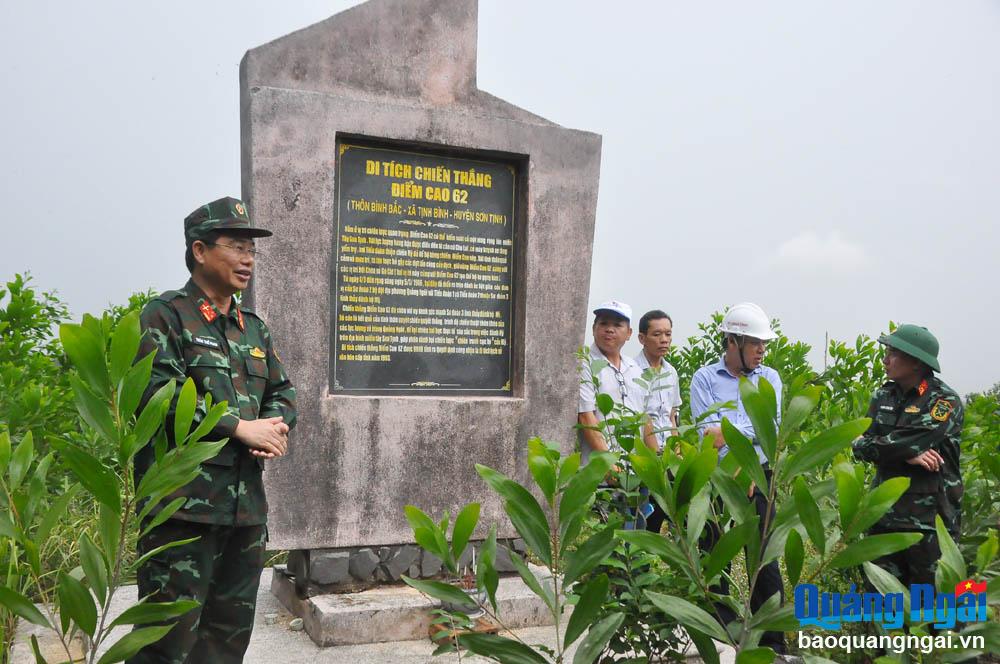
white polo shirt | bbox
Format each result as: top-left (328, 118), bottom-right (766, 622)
top-left (578, 344), bottom-right (646, 462)
top-left (634, 351), bottom-right (682, 450)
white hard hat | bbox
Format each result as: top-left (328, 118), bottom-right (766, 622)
top-left (720, 302), bottom-right (777, 340)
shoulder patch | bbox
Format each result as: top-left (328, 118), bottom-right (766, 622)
top-left (931, 399), bottom-right (954, 422)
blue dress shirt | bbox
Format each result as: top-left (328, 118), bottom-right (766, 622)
top-left (689, 356), bottom-right (782, 464)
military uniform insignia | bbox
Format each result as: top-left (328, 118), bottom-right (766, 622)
top-left (918, 379), bottom-right (928, 396)
top-left (236, 308), bottom-right (245, 332)
top-left (235, 202), bottom-right (246, 216)
top-left (904, 405), bottom-right (920, 414)
top-left (931, 399), bottom-right (953, 422)
top-left (250, 347), bottom-right (266, 359)
top-left (193, 336), bottom-right (221, 349)
top-left (273, 348), bottom-right (282, 363)
top-left (198, 301), bottom-right (217, 323)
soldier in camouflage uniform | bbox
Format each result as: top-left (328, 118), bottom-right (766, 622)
top-left (128, 197), bottom-right (296, 664)
top-left (853, 324), bottom-right (963, 587)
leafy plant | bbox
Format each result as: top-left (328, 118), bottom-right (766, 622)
top-left (0, 310), bottom-right (229, 663)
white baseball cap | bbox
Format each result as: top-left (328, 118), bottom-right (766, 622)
top-left (593, 300), bottom-right (633, 322)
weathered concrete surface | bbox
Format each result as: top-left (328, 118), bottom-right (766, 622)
top-left (241, 0), bottom-right (602, 550)
top-left (271, 564), bottom-right (557, 646)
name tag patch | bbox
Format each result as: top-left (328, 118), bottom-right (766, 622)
top-left (193, 336), bottom-right (221, 350)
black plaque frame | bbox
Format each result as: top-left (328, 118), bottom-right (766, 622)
top-left (330, 136), bottom-right (523, 397)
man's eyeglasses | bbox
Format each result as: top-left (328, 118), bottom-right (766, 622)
top-left (209, 242), bottom-right (264, 258)
top-left (612, 367), bottom-right (628, 400)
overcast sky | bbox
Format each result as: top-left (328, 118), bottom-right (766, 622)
top-left (2, 1), bottom-right (997, 394)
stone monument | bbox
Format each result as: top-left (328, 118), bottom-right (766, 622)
top-left (240, 0), bottom-right (601, 644)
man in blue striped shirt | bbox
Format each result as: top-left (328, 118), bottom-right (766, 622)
top-left (689, 302), bottom-right (786, 655)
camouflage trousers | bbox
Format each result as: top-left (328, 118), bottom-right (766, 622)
top-left (870, 528), bottom-right (940, 588)
top-left (126, 520), bottom-right (267, 664)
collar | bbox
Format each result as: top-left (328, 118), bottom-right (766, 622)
top-left (590, 344), bottom-right (636, 372)
top-left (635, 349), bottom-right (664, 371)
top-left (887, 376), bottom-right (932, 399)
top-left (713, 354), bottom-right (763, 379)
top-left (185, 279), bottom-right (245, 331)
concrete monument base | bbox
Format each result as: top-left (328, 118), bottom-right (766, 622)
top-left (271, 564), bottom-right (558, 647)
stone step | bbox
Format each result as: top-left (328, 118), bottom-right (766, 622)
top-left (271, 564), bottom-right (557, 647)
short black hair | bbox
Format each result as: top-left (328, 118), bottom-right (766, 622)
top-left (638, 310), bottom-right (672, 335)
top-left (185, 230), bottom-right (223, 273)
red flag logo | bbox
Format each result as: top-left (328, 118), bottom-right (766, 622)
top-left (955, 579), bottom-right (987, 595)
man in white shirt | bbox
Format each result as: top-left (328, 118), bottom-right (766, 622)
top-left (634, 309), bottom-right (682, 533)
top-left (577, 300), bottom-right (657, 463)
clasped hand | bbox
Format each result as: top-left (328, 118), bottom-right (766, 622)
top-left (235, 416), bottom-right (289, 459)
top-left (906, 448), bottom-right (944, 472)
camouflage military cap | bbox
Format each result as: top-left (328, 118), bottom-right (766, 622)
top-left (184, 197), bottom-right (272, 244)
top-left (879, 324), bottom-right (940, 372)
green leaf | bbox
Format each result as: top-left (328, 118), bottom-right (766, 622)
top-left (139, 498), bottom-right (188, 539)
top-left (559, 453), bottom-right (615, 525)
top-left (572, 612), bottom-right (625, 664)
top-left (721, 419), bottom-right (767, 491)
top-left (96, 625), bottom-right (175, 664)
top-left (459, 633), bottom-right (548, 664)
top-left (564, 574), bottom-right (610, 648)
top-left (711, 467), bottom-right (754, 524)
top-left (451, 503), bottom-right (480, 564)
top-left (793, 477), bottom-right (825, 555)
top-left (70, 373), bottom-right (117, 441)
top-left (829, 532), bottom-right (924, 569)
top-left (975, 530), bottom-right (998, 573)
top-left (785, 528), bottom-right (805, 587)
top-left (557, 452), bottom-right (581, 487)
top-left (781, 419), bottom-right (870, 481)
top-left (52, 439), bottom-right (121, 513)
top-left (0, 586), bottom-right (52, 628)
top-left (132, 380), bottom-right (175, 457)
top-left (109, 310), bottom-right (142, 387)
top-left (845, 477), bottom-right (910, 539)
top-left (674, 443), bottom-right (717, 510)
top-left (704, 517), bottom-right (759, 583)
top-left (596, 393), bottom-right (615, 416)
top-left (779, 386), bottom-right (822, 443)
top-left (509, 548), bottom-right (554, 613)
top-left (8, 431), bottom-right (34, 489)
top-left (687, 628), bottom-right (721, 664)
top-left (739, 377), bottom-right (777, 462)
top-left (617, 530), bottom-right (691, 572)
top-left (132, 537), bottom-right (200, 571)
top-left (527, 437), bottom-right (557, 505)
top-left (173, 378), bottom-right (197, 446)
top-left (736, 647), bottom-right (775, 664)
top-left (935, 515), bottom-right (966, 579)
top-left (863, 562), bottom-right (910, 617)
top-left (563, 526), bottom-right (616, 586)
top-left (0, 512), bottom-right (19, 540)
top-left (30, 634), bottom-right (46, 664)
top-left (476, 464), bottom-right (552, 566)
top-left (645, 591), bottom-right (730, 643)
top-left (109, 599), bottom-right (200, 628)
top-left (118, 350), bottom-right (155, 424)
top-left (184, 399), bottom-right (227, 445)
top-left (59, 570), bottom-right (98, 636)
top-left (80, 533), bottom-right (109, 605)
top-left (98, 502), bottom-right (123, 564)
top-left (401, 577), bottom-right (477, 609)
top-left (477, 526), bottom-right (499, 613)
top-left (834, 464), bottom-right (861, 533)
top-left (60, 322), bottom-right (110, 396)
top-left (0, 430), bottom-right (11, 473)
